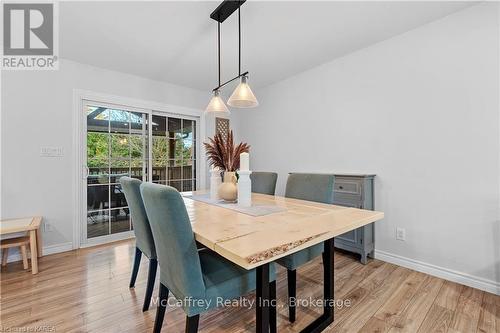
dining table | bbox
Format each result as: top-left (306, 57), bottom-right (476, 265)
top-left (183, 191), bottom-right (384, 333)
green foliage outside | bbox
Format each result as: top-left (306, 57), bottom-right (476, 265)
top-left (87, 132), bottom-right (194, 169)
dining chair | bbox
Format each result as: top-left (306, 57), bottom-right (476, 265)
top-left (276, 173), bottom-right (335, 323)
top-left (250, 172), bottom-right (278, 195)
top-left (140, 182), bottom-right (277, 333)
top-left (119, 177), bottom-right (158, 312)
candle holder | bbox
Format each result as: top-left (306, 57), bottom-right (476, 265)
top-left (237, 170), bottom-right (252, 207)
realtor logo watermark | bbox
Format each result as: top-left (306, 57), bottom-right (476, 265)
top-left (2, 2), bottom-right (58, 70)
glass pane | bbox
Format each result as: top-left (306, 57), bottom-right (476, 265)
top-left (183, 164), bottom-right (193, 179)
top-left (152, 115), bottom-right (166, 136)
top-left (110, 184), bottom-right (127, 208)
top-left (165, 138), bottom-right (175, 159)
top-left (152, 158), bottom-right (166, 182)
top-left (130, 112), bottom-right (146, 132)
top-left (110, 159), bottom-right (130, 184)
top-left (169, 180), bottom-right (182, 192)
top-left (182, 119), bottom-right (194, 140)
top-left (182, 180), bottom-right (193, 192)
top-left (87, 159), bottom-right (109, 185)
top-left (87, 132), bottom-right (109, 160)
top-left (174, 139), bottom-right (184, 162)
top-left (152, 136), bottom-right (168, 160)
top-left (153, 180), bottom-right (167, 185)
top-left (182, 139), bottom-right (194, 161)
top-left (87, 185), bottom-right (109, 211)
top-left (167, 159), bottom-right (183, 167)
top-left (131, 159), bottom-right (146, 181)
top-left (129, 134), bottom-right (145, 160)
top-left (110, 109), bottom-right (130, 134)
top-left (110, 208), bottom-right (131, 234)
top-left (87, 107), bottom-right (109, 133)
top-left (111, 134), bottom-right (130, 159)
top-left (168, 118), bottom-right (182, 138)
top-left (168, 164), bottom-right (182, 180)
top-left (87, 211), bottom-right (109, 238)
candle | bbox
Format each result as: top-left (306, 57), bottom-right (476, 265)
top-left (240, 152), bottom-right (249, 171)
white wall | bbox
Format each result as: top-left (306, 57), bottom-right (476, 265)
top-left (1, 59), bottom-right (209, 251)
top-left (232, 3), bottom-right (500, 293)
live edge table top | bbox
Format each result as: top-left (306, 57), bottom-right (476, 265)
top-left (183, 191), bottom-right (384, 270)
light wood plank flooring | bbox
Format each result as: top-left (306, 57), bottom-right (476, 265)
top-left (1, 240), bottom-right (498, 332)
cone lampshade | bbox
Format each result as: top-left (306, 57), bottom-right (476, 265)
top-left (205, 90), bottom-right (229, 113)
top-left (227, 76), bottom-right (258, 108)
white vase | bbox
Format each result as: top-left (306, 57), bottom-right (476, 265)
top-left (218, 171), bottom-right (238, 202)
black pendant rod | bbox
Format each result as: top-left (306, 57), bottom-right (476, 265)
top-left (211, 0), bottom-right (248, 92)
top-left (238, 5), bottom-right (241, 76)
top-left (212, 71), bottom-right (248, 92)
top-left (218, 22), bottom-right (221, 87)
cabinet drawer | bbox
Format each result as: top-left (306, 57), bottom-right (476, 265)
top-left (334, 179), bottom-right (362, 195)
top-left (334, 192), bottom-right (362, 207)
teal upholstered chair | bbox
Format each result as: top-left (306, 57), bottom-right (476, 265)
top-left (119, 177), bottom-right (157, 312)
top-left (140, 182), bottom-right (277, 333)
top-left (276, 173), bottom-right (335, 322)
top-left (250, 172), bottom-right (278, 195)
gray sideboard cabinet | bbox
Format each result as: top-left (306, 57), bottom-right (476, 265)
top-left (333, 174), bottom-right (375, 264)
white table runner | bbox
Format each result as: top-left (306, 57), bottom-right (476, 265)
top-left (183, 193), bottom-right (287, 217)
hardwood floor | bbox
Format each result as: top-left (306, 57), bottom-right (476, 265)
top-left (1, 240), bottom-right (498, 332)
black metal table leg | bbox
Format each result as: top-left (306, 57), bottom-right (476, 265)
top-left (299, 238), bottom-right (335, 333)
top-left (256, 263), bottom-right (270, 333)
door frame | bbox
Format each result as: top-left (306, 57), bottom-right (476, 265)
top-left (73, 89), bottom-right (206, 249)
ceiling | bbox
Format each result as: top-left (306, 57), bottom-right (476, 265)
top-left (60, 1), bottom-right (475, 91)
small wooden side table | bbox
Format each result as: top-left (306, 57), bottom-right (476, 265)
top-left (0, 216), bottom-right (43, 274)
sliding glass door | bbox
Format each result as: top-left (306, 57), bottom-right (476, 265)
top-left (151, 114), bottom-right (196, 192)
top-left (83, 102), bottom-right (198, 244)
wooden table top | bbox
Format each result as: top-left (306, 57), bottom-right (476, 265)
top-left (0, 216), bottom-right (42, 235)
top-left (184, 192), bottom-right (384, 270)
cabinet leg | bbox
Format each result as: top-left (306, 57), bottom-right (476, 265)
top-left (360, 253), bottom-right (368, 265)
top-left (2, 248), bottom-right (9, 266)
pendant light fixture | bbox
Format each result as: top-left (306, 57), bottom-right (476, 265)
top-left (205, 21), bottom-right (229, 113)
top-left (205, 0), bottom-right (258, 113)
top-left (227, 5), bottom-right (258, 108)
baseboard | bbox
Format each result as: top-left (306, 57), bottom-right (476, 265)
top-left (374, 250), bottom-right (500, 295)
top-left (2, 242), bottom-right (73, 263)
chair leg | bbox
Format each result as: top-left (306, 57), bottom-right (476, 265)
top-left (129, 247), bottom-right (142, 288)
top-left (185, 315), bottom-right (200, 333)
top-left (270, 280), bottom-right (277, 333)
top-left (287, 269), bottom-right (296, 323)
top-left (153, 283), bottom-right (169, 333)
top-left (2, 248), bottom-right (9, 267)
top-left (20, 245), bottom-right (29, 270)
top-left (143, 258), bottom-right (158, 312)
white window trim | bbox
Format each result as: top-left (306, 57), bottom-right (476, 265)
top-left (73, 89), bottom-right (207, 249)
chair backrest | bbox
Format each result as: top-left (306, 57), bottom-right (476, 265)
top-left (119, 177), bottom-right (156, 259)
top-left (140, 182), bottom-right (205, 300)
top-left (285, 173), bottom-right (335, 204)
top-left (250, 172), bottom-right (278, 195)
